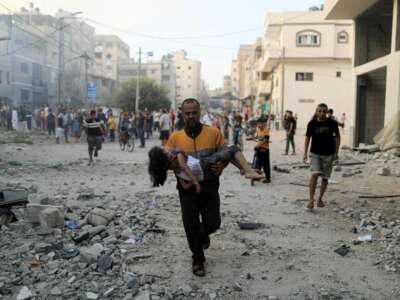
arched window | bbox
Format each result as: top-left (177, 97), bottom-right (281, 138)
top-left (337, 31), bottom-right (349, 44)
top-left (296, 30), bottom-right (321, 47)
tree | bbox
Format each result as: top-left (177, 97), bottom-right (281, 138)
top-left (114, 78), bottom-right (171, 111)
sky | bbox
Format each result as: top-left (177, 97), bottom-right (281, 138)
top-left (3, 0), bottom-right (323, 89)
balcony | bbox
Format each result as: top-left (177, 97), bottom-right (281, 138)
top-left (262, 48), bottom-right (282, 72)
top-left (257, 80), bottom-right (272, 95)
top-left (325, 0), bottom-right (379, 20)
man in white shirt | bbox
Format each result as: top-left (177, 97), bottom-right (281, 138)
top-left (153, 110), bottom-right (161, 132)
top-left (202, 111), bottom-right (213, 126)
top-left (160, 109), bottom-right (170, 146)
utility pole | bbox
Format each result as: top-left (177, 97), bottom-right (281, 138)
top-left (82, 51), bottom-right (91, 104)
top-left (58, 17), bottom-right (65, 106)
top-left (280, 46), bottom-right (286, 127)
top-left (135, 47), bottom-right (141, 113)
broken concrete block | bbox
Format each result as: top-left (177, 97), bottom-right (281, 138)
top-left (377, 167), bottom-right (391, 176)
top-left (16, 286), bottom-right (33, 300)
top-left (26, 204), bottom-right (63, 224)
top-left (80, 243), bottom-right (105, 264)
top-left (39, 207), bottom-right (64, 229)
top-left (86, 207), bottom-right (116, 226)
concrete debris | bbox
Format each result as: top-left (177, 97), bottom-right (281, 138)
top-left (86, 207), bottom-right (116, 226)
top-left (39, 206), bottom-right (64, 229)
top-left (16, 286), bottom-right (33, 300)
top-left (377, 167), bottom-right (391, 176)
top-left (80, 243), bottom-right (105, 264)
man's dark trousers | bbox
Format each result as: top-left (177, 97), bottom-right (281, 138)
top-left (178, 179), bottom-right (221, 263)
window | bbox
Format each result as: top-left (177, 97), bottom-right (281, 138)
top-left (296, 30), bottom-right (321, 47)
top-left (106, 42), bottom-right (113, 48)
top-left (7, 72), bottom-right (10, 84)
top-left (151, 69), bottom-right (157, 74)
top-left (20, 63), bottom-right (29, 73)
top-left (336, 71), bottom-right (342, 78)
top-left (95, 53), bottom-right (102, 59)
top-left (106, 53), bottom-right (112, 59)
top-left (337, 31), bottom-right (349, 44)
top-left (188, 66), bottom-right (192, 70)
top-left (21, 89), bottom-right (30, 102)
top-left (261, 72), bottom-right (268, 81)
top-left (177, 66), bottom-right (181, 70)
top-left (162, 75), bottom-right (170, 81)
top-left (296, 72), bottom-right (313, 81)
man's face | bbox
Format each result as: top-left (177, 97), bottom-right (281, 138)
top-left (182, 102), bottom-right (200, 129)
top-left (90, 112), bottom-right (96, 119)
top-left (317, 107), bottom-right (328, 120)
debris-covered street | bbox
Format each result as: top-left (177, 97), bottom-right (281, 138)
top-left (1, 130), bottom-right (399, 300)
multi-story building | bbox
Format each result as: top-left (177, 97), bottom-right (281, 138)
top-left (230, 60), bottom-right (239, 97)
top-left (172, 50), bottom-right (202, 106)
top-left (223, 75), bottom-right (232, 93)
top-left (6, 5), bottom-right (97, 106)
top-left (94, 35), bottom-right (129, 81)
top-left (117, 54), bottom-right (176, 107)
top-left (260, 10), bottom-right (354, 129)
top-left (0, 18), bottom-right (56, 107)
top-left (236, 45), bottom-right (252, 100)
top-left (325, 0), bottom-right (400, 146)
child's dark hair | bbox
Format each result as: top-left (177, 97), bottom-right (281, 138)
top-left (148, 146), bottom-right (169, 187)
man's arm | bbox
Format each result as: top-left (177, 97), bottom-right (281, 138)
top-left (304, 136), bottom-right (311, 162)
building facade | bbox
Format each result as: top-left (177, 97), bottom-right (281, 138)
top-left (326, 0), bottom-right (400, 145)
top-left (260, 11), bottom-right (354, 129)
top-left (0, 19), bottom-right (56, 108)
top-left (172, 50), bottom-right (202, 106)
top-left (94, 35), bottom-right (129, 81)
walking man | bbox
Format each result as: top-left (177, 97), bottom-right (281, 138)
top-left (160, 109), bottom-right (170, 146)
top-left (284, 110), bottom-right (296, 155)
top-left (166, 98), bottom-right (225, 277)
top-left (84, 110), bottom-right (105, 165)
top-left (304, 103), bottom-right (340, 209)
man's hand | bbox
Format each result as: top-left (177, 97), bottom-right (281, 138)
top-left (194, 181), bottom-right (201, 194)
top-left (210, 162), bottom-right (226, 176)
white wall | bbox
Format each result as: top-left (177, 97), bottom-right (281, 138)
top-left (283, 61), bottom-right (354, 130)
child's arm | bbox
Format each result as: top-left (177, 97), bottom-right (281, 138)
top-left (177, 153), bottom-right (201, 193)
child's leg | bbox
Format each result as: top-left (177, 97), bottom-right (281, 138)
top-left (263, 150), bottom-right (271, 180)
top-left (232, 151), bottom-right (265, 179)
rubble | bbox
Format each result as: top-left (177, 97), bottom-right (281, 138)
top-left (39, 206), bottom-right (64, 229)
top-left (86, 207), bottom-right (116, 226)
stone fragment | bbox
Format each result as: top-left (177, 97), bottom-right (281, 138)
top-left (16, 286), bottom-right (33, 300)
top-left (25, 204), bottom-right (62, 224)
top-left (80, 243), bottom-right (105, 264)
top-left (104, 287), bottom-right (115, 297)
top-left (135, 291), bottom-right (151, 300)
top-left (86, 292), bottom-right (99, 300)
top-left (73, 225), bottom-right (106, 243)
top-left (50, 287), bottom-right (62, 296)
top-left (39, 207), bottom-right (64, 229)
top-left (86, 208), bottom-right (116, 226)
top-left (377, 167), bottom-right (391, 176)
top-left (97, 254), bottom-right (113, 271)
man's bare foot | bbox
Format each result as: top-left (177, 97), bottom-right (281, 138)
top-left (244, 170), bottom-right (265, 180)
top-left (307, 200), bottom-right (314, 209)
top-left (317, 199), bottom-right (325, 208)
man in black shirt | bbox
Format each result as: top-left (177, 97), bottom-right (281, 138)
top-left (304, 103), bottom-right (340, 209)
top-left (85, 110), bottom-right (104, 165)
top-left (284, 110), bottom-right (296, 155)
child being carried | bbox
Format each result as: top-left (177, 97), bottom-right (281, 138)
top-left (148, 145), bottom-right (264, 193)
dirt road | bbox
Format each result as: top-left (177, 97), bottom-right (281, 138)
top-left (0, 130), bottom-right (399, 299)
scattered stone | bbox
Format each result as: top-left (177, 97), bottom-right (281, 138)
top-left (50, 286), bottom-right (62, 296)
top-left (86, 207), bottom-right (116, 226)
top-left (238, 221), bottom-right (267, 230)
top-left (97, 254), bottom-right (113, 271)
top-left (377, 167), bottom-right (391, 176)
top-left (80, 243), bottom-right (105, 264)
top-left (25, 204), bottom-right (62, 224)
top-left (86, 292), bottom-right (99, 300)
top-left (72, 225), bottom-right (106, 243)
top-left (16, 286), bottom-right (33, 300)
top-left (104, 287), bottom-right (115, 297)
top-left (135, 290), bottom-right (151, 300)
top-left (39, 206), bottom-right (64, 229)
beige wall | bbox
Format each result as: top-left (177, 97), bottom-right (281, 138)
top-left (283, 61), bottom-right (354, 129)
top-left (173, 51), bottom-right (202, 104)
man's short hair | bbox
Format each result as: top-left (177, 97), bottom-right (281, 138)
top-left (182, 98), bottom-right (200, 109)
top-left (317, 103), bottom-right (329, 110)
top-left (90, 110), bottom-right (96, 115)
top-left (328, 109), bottom-right (334, 114)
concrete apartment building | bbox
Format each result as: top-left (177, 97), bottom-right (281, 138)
top-left (0, 21), bottom-right (52, 107)
top-left (94, 35), bottom-right (129, 81)
top-left (2, 5), bottom-right (98, 107)
top-left (117, 54), bottom-right (176, 108)
top-left (325, 0), bottom-right (400, 145)
top-left (235, 45), bottom-right (252, 100)
top-left (172, 50), bottom-right (202, 106)
top-left (260, 11), bottom-right (354, 130)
